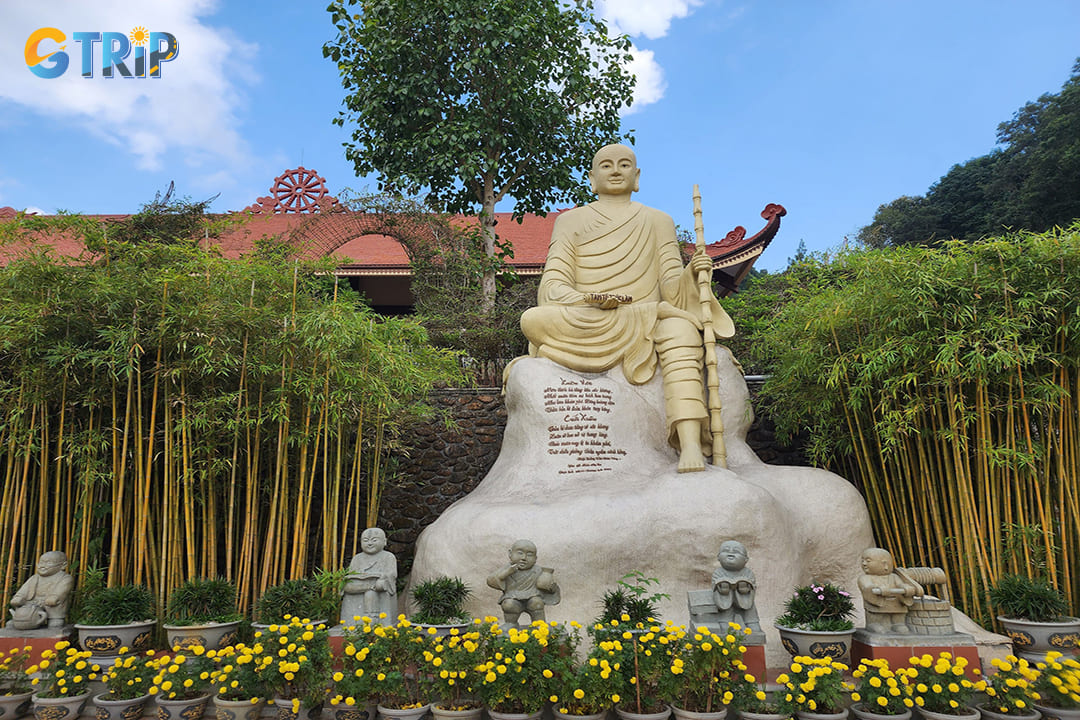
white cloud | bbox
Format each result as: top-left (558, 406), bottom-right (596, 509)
top-left (0, 0), bottom-right (256, 171)
top-left (596, 0), bottom-right (705, 112)
top-left (624, 46), bottom-right (666, 114)
top-left (598, 0), bottom-right (705, 40)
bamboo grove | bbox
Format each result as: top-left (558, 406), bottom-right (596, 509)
top-left (758, 224), bottom-right (1080, 624)
top-left (0, 222), bottom-right (461, 612)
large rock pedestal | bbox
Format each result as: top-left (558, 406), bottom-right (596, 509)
top-left (411, 349), bottom-right (874, 667)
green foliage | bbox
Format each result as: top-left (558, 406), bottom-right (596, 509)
top-left (410, 576), bottom-right (471, 625)
top-left (254, 579), bottom-right (326, 624)
top-left (165, 578), bottom-right (239, 626)
top-left (756, 225), bottom-right (1080, 622)
top-left (593, 571), bottom-right (669, 628)
top-left (989, 574), bottom-right (1070, 622)
top-left (77, 584), bottom-right (155, 626)
top-left (775, 583), bottom-right (855, 632)
top-left (0, 205), bottom-right (463, 606)
top-left (859, 59), bottom-right (1080, 246)
top-left (324, 0), bottom-right (635, 306)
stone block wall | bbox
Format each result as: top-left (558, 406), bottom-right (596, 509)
top-left (380, 382), bottom-right (807, 572)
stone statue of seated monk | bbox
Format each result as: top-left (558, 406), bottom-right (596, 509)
top-left (9, 551), bottom-right (73, 630)
top-left (341, 527), bottom-right (397, 625)
top-left (487, 539), bottom-right (560, 625)
top-left (519, 144), bottom-right (733, 472)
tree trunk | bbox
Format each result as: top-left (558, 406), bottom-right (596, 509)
top-left (480, 174), bottom-right (497, 313)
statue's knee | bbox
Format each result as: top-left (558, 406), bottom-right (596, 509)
top-left (501, 599), bottom-right (523, 613)
top-left (525, 596), bottom-right (545, 612)
top-left (656, 317), bottom-right (703, 351)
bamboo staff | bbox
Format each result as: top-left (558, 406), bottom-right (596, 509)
top-left (692, 185), bottom-right (727, 468)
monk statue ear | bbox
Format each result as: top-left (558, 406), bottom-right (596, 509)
top-left (589, 173), bottom-right (598, 194)
top-left (633, 169), bottom-right (641, 192)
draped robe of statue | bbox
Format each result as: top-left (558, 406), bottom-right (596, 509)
top-left (520, 200), bottom-right (734, 448)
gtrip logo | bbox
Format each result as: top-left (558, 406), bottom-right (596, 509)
top-left (25, 27), bottom-right (179, 79)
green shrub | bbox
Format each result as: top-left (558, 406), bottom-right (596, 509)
top-left (989, 574), bottom-right (1071, 622)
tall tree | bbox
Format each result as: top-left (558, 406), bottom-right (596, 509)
top-left (324, 0), bottom-right (636, 309)
top-left (858, 59), bottom-right (1080, 248)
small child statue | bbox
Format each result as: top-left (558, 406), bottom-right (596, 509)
top-left (711, 540), bottom-right (761, 632)
top-left (486, 539), bottom-right (560, 626)
top-left (857, 547), bottom-right (921, 634)
top-left (9, 550), bottom-right (74, 630)
top-left (341, 527), bottom-right (398, 625)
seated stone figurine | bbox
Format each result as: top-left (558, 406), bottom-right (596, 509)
top-left (857, 547), bottom-right (921, 634)
top-left (341, 527), bottom-right (397, 625)
top-left (711, 540), bottom-right (761, 632)
top-left (9, 551), bottom-right (74, 630)
top-left (486, 539), bottom-right (560, 625)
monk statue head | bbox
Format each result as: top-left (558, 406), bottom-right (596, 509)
top-left (589, 143), bottom-right (640, 198)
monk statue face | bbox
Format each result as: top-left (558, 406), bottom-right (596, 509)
top-left (36, 552), bottom-right (66, 577)
top-left (861, 549), bottom-right (893, 575)
top-left (508, 541), bottom-right (537, 571)
top-left (361, 528), bottom-right (387, 555)
top-left (717, 541), bottom-right (748, 571)
top-left (589, 144), bottom-right (640, 198)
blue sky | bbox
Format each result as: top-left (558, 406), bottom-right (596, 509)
top-left (1, 0), bottom-right (1078, 271)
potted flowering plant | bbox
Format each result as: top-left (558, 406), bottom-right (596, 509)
top-left (849, 658), bottom-right (914, 720)
top-left (210, 642), bottom-right (273, 720)
top-left (93, 651), bottom-right (155, 720)
top-left (473, 620), bottom-right (565, 719)
top-left (548, 620), bottom-right (618, 719)
top-left (148, 646), bottom-right (216, 720)
top-left (257, 616), bottom-right (332, 720)
top-left (777, 655), bottom-right (852, 719)
top-left (980, 655), bottom-right (1040, 720)
top-left (28, 641), bottom-right (101, 718)
top-left (329, 621), bottom-right (383, 720)
top-left (774, 583), bottom-right (855, 663)
top-left (1031, 651), bottom-right (1080, 718)
top-left (730, 672), bottom-right (790, 720)
top-left (665, 623), bottom-right (749, 717)
top-left (421, 620), bottom-right (489, 718)
top-left (0, 646), bottom-right (34, 720)
top-left (594, 619), bottom-right (679, 719)
top-left (906, 652), bottom-right (985, 720)
top-left (366, 617), bottom-right (432, 719)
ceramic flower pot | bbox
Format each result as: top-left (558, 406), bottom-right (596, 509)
top-left (673, 707), bottom-right (728, 720)
top-left (486, 711), bottom-right (544, 720)
top-left (0, 691), bottom-right (35, 720)
top-left (162, 621), bottom-right (240, 651)
top-left (614, 706), bottom-right (672, 720)
top-left (975, 705), bottom-right (1040, 720)
top-left (156, 693), bottom-right (212, 720)
top-left (849, 703), bottom-right (911, 720)
top-left (31, 692), bottom-right (90, 720)
top-left (376, 704), bottom-right (430, 720)
top-left (738, 712), bottom-right (791, 720)
top-left (914, 707), bottom-right (980, 720)
top-left (1033, 706), bottom-right (1080, 720)
top-left (794, 711), bottom-right (848, 720)
top-left (997, 616), bottom-right (1080, 661)
top-left (553, 711), bottom-right (606, 720)
top-left (93, 692), bottom-right (151, 720)
top-left (327, 703), bottom-right (373, 720)
top-left (430, 705), bottom-right (481, 720)
top-left (214, 696), bottom-right (267, 720)
top-left (774, 625), bottom-right (854, 665)
top-left (272, 697), bottom-right (321, 720)
top-left (76, 620), bottom-right (156, 658)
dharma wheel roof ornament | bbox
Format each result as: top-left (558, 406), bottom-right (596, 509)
top-left (244, 167), bottom-right (341, 214)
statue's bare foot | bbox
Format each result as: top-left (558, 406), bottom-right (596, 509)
top-left (675, 420), bottom-right (706, 473)
top-left (678, 446), bottom-right (706, 473)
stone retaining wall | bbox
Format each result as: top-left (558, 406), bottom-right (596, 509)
top-left (380, 383), bottom-right (809, 571)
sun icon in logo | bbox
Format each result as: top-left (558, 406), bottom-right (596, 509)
top-left (129, 26), bottom-right (149, 46)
